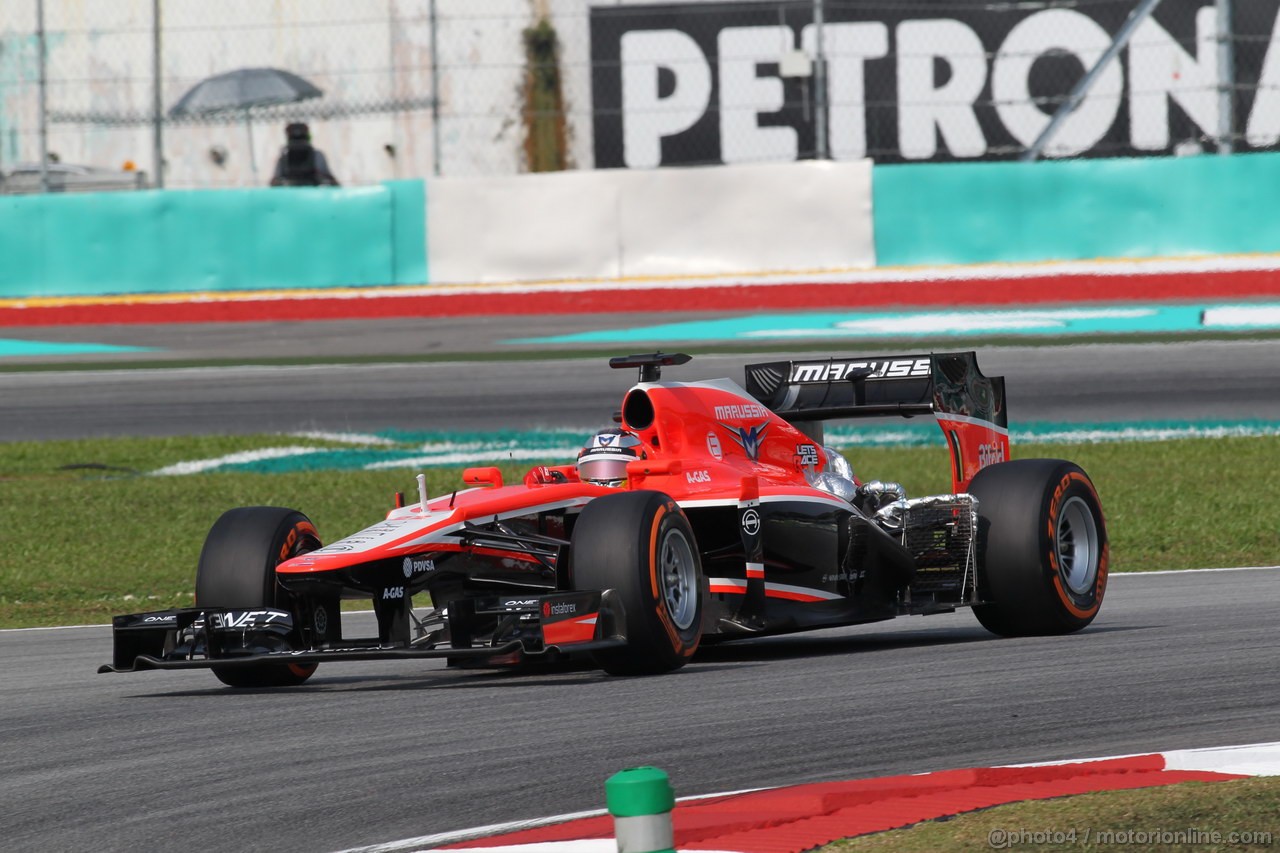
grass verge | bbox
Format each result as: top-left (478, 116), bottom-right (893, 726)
top-left (827, 776), bottom-right (1280, 851)
top-left (2, 434), bottom-right (1278, 628)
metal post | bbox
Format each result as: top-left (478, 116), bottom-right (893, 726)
top-left (152, 0), bottom-right (164, 188)
top-left (1216, 0), bottom-right (1234, 154)
top-left (812, 0), bottom-right (828, 160)
top-left (429, 0), bottom-right (442, 176)
top-left (387, 0), bottom-right (400, 178)
top-left (37, 0), bottom-right (49, 193)
top-left (1022, 0), bottom-right (1164, 161)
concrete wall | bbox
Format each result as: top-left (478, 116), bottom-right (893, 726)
top-left (425, 160), bottom-right (876, 283)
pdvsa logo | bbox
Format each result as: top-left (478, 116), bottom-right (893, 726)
top-left (402, 556), bottom-right (436, 578)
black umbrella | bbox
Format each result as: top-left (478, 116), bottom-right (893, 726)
top-left (169, 68), bottom-right (323, 179)
top-left (169, 67), bottom-right (323, 117)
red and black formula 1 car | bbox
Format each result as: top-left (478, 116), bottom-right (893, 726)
top-left (101, 351), bottom-right (1107, 687)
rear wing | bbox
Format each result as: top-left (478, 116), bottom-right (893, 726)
top-left (744, 352), bottom-right (1008, 492)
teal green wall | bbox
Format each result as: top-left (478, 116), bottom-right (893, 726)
top-left (0, 180), bottom-right (426, 298)
top-left (873, 152), bottom-right (1280, 267)
top-left (386, 179), bottom-right (427, 288)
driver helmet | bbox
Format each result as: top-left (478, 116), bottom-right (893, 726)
top-left (577, 428), bottom-right (643, 487)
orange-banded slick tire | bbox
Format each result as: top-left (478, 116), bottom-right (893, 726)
top-left (570, 490), bottom-right (704, 675)
top-left (195, 506), bottom-right (322, 688)
top-left (969, 459), bottom-right (1108, 637)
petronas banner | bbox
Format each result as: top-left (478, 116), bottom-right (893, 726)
top-left (589, 0), bottom-right (1280, 167)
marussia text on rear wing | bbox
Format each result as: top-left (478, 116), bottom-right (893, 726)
top-left (743, 351), bottom-right (1008, 492)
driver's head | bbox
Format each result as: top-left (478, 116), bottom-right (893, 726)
top-left (577, 428), bottom-right (642, 487)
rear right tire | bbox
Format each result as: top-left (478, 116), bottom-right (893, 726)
top-left (968, 459), bottom-right (1108, 637)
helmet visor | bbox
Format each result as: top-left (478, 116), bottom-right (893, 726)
top-left (578, 454), bottom-right (631, 484)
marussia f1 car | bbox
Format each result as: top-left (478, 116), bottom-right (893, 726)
top-left (101, 351), bottom-right (1108, 687)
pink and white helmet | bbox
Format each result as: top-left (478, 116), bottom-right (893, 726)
top-left (576, 428), bottom-right (643, 487)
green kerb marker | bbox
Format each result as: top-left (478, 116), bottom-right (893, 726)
top-left (606, 766), bottom-right (676, 853)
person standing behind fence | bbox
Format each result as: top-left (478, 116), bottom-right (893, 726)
top-left (270, 122), bottom-right (339, 186)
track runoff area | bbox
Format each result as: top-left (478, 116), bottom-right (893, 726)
top-left (14, 256), bottom-right (1280, 847)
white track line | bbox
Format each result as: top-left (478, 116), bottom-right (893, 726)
top-left (1107, 565), bottom-right (1280, 577)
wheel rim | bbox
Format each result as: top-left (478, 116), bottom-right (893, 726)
top-left (658, 527), bottom-right (698, 631)
top-left (1057, 496), bottom-right (1100, 596)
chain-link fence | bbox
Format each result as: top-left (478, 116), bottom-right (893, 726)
top-left (0, 0), bottom-right (1275, 190)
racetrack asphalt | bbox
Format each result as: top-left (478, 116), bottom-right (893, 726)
top-left (4, 340), bottom-right (1280, 441)
top-left (5, 268), bottom-right (1280, 850)
top-left (3, 568), bottom-right (1278, 852)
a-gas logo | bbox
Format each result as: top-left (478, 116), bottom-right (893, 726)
top-left (382, 586), bottom-right (405, 600)
top-left (686, 469), bottom-right (712, 484)
top-left (978, 442), bottom-right (1006, 468)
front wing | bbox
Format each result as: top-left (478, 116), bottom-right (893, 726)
top-left (99, 589), bottom-right (625, 675)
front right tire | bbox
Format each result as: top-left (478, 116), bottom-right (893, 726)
top-left (195, 506), bottom-right (322, 687)
top-left (570, 491), bottom-right (704, 675)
